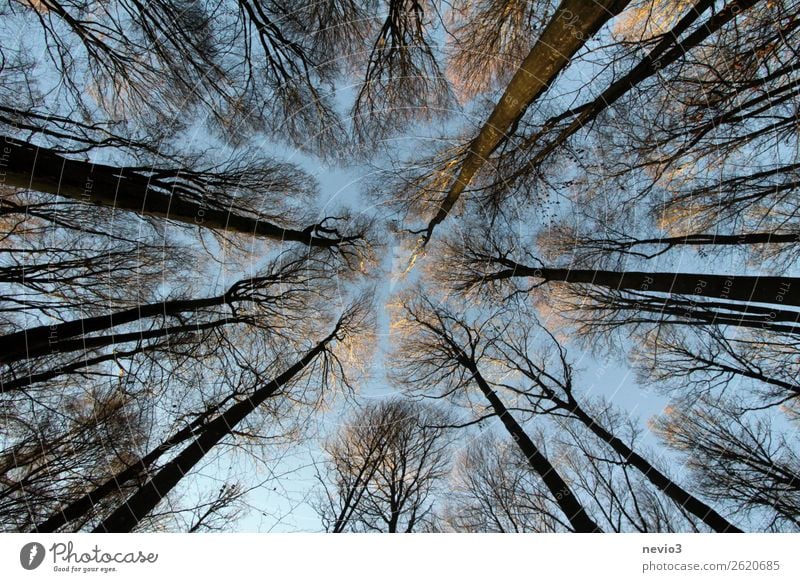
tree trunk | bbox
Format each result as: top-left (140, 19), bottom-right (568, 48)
top-left (421, 0), bottom-right (631, 245)
top-left (3, 347), bottom-right (151, 393)
top-left (591, 231), bottom-right (799, 258)
top-left (92, 327), bottom-right (338, 532)
top-left (1, 136), bottom-right (343, 247)
top-left (505, 264), bottom-right (800, 308)
top-left (566, 402), bottom-right (742, 532)
top-left (465, 360), bottom-right (603, 532)
top-left (0, 293), bottom-right (228, 363)
top-left (525, 0), bottom-right (757, 164)
top-left (33, 405), bottom-right (220, 532)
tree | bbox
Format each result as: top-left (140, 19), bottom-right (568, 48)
top-left (489, 310), bottom-right (741, 532)
top-left (350, 0), bottom-right (453, 144)
top-left (401, 0), bottom-right (631, 248)
top-left (438, 225), bottom-right (800, 338)
top-left (91, 295), bottom-right (372, 532)
top-left (0, 252), bottom-right (331, 393)
top-left (316, 398), bottom-right (451, 533)
top-left (392, 290), bottom-right (603, 532)
top-left (0, 384), bottom-right (149, 531)
top-left (1, 137), bottom-right (369, 253)
top-left (446, 425), bottom-right (709, 533)
top-left (634, 325), bottom-right (800, 410)
top-left (482, 0), bottom-right (764, 206)
top-left (653, 397), bottom-right (800, 531)
top-left (3, 0), bottom-right (344, 149)
top-left (3, 0), bottom-right (797, 535)
top-left (445, 0), bottom-right (558, 101)
top-left (445, 435), bottom-right (569, 532)
top-left (0, 187), bottom-right (185, 323)
top-left (29, 388), bottom-right (241, 532)
top-left (395, 292), bottom-right (740, 531)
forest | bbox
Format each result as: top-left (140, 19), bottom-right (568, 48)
top-left (0, 0), bottom-right (798, 533)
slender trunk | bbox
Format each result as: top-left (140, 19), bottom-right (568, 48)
top-left (0, 293), bottom-right (228, 363)
top-left (590, 293), bottom-right (800, 335)
top-left (566, 402), bottom-right (742, 532)
top-left (597, 231), bottom-right (799, 256)
top-left (330, 439), bottom-right (390, 533)
top-left (465, 360), bottom-right (603, 532)
top-left (500, 263), bottom-right (800, 308)
top-left (387, 504), bottom-right (399, 533)
top-left (92, 327), bottom-right (338, 532)
top-left (2, 347), bottom-right (147, 393)
top-left (421, 0), bottom-right (631, 245)
top-left (525, 0), bottom-right (758, 164)
top-left (1, 136), bottom-right (346, 247)
top-left (12, 319), bottom-right (234, 363)
top-left (33, 407), bottom-right (218, 532)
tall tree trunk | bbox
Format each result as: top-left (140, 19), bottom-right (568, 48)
top-left (10, 319), bottom-right (236, 365)
top-left (596, 293), bottom-right (800, 335)
top-left (523, 0), bottom-right (758, 165)
top-left (32, 397), bottom-right (228, 532)
top-left (495, 262), bottom-right (800, 308)
top-left (560, 398), bottom-right (741, 532)
top-left (420, 0), bottom-right (631, 245)
top-left (586, 231), bottom-right (799, 258)
top-left (2, 348), bottom-right (145, 393)
top-left (1, 137), bottom-right (350, 247)
top-left (0, 293), bottom-right (229, 363)
top-left (92, 325), bottom-right (340, 532)
top-left (464, 359), bottom-right (603, 532)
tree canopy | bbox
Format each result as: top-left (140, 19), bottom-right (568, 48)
top-left (1, 0), bottom-right (798, 533)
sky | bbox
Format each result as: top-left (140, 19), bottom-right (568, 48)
top-left (4, 0), bottom-right (794, 533)
top-left (225, 128), bottom-right (687, 532)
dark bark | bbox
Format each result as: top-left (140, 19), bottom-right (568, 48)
top-left (464, 360), bottom-right (603, 532)
top-left (586, 231), bottom-right (799, 259)
top-left (92, 324), bottom-right (340, 532)
top-left (2, 347), bottom-right (150, 393)
top-left (590, 293), bottom-right (800, 335)
top-left (523, 0), bottom-right (758, 164)
top-left (33, 399), bottom-right (225, 532)
top-left (567, 402), bottom-right (741, 532)
top-left (1, 137), bottom-right (353, 248)
top-left (0, 293), bottom-right (228, 364)
top-left (420, 0), bottom-right (631, 245)
top-left (493, 262), bottom-right (800, 308)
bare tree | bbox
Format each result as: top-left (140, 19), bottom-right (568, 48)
top-left (91, 294), bottom-right (373, 532)
top-left (446, 425), bottom-right (708, 533)
top-left (0, 384), bottom-right (149, 531)
top-left (0, 252), bottom-right (334, 394)
top-left (352, 1), bottom-right (452, 144)
top-left (445, 434), bottom-right (568, 532)
top-left (316, 398), bottom-right (451, 532)
top-left (653, 397), bottom-right (800, 531)
top-left (392, 289), bottom-right (603, 532)
top-left (3, 0), bottom-right (797, 536)
top-left (3, 0), bottom-right (344, 149)
top-left (634, 326), bottom-right (800, 410)
top-left (488, 310), bottom-right (741, 531)
top-left (2, 137), bottom-right (369, 253)
top-left (436, 225), bottom-right (800, 341)
top-left (401, 0), bottom-right (631, 249)
top-left (445, 0), bottom-right (558, 100)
